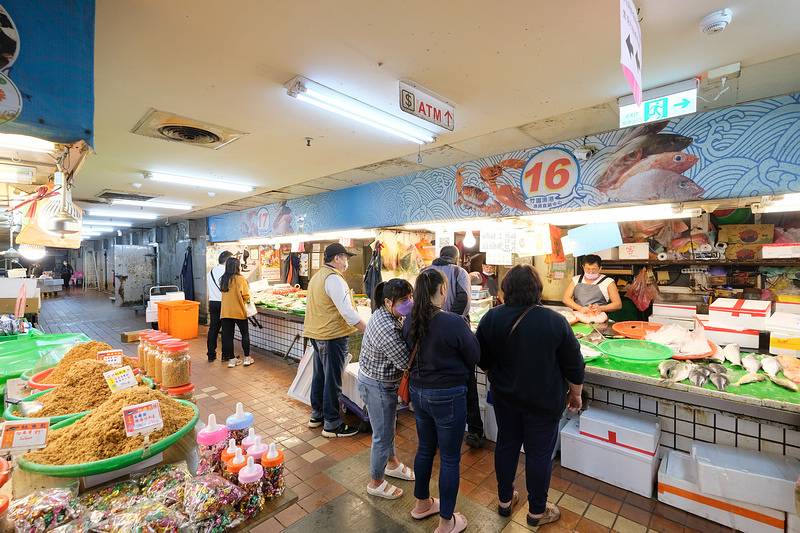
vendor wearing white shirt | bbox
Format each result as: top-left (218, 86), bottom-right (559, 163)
top-left (303, 243), bottom-right (368, 438)
top-left (562, 254), bottom-right (622, 315)
top-left (206, 250), bottom-right (232, 362)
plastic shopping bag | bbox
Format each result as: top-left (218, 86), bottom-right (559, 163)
top-left (627, 267), bottom-right (661, 311)
top-left (287, 346), bottom-right (315, 406)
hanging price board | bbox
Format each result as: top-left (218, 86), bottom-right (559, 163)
top-left (97, 349), bottom-right (123, 367)
top-left (479, 230), bottom-right (518, 253)
top-left (122, 400), bottom-right (163, 437)
top-left (1, 419), bottom-right (50, 451)
top-left (515, 225), bottom-right (552, 257)
top-left (104, 366), bottom-right (138, 392)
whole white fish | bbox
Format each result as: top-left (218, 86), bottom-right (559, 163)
top-left (658, 359), bottom-right (679, 379)
top-left (710, 372), bottom-right (730, 392)
top-left (710, 345), bottom-right (725, 363)
top-left (731, 373), bottom-right (767, 387)
top-left (723, 344), bottom-right (742, 367)
top-left (769, 375), bottom-right (799, 392)
top-left (761, 356), bottom-right (783, 378)
top-left (708, 363), bottom-right (727, 374)
top-left (666, 362), bottom-right (692, 384)
top-left (742, 354), bottom-right (761, 374)
top-left (689, 365), bottom-right (711, 387)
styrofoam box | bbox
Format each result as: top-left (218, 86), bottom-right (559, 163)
top-left (561, 417), bottom-right (660, 498)
top-left (579, 403), bottom-right (660, 455)
top-left (788, 513), bottom-right (800, 533)
top-left (342, 362), bottom-right (365, 410)
top-left (649, 315), bottom-right (696, 330)
top-left (709, 298), bottom-right (772, 330)
top-left (658, 450), bottom-right (784, 533)
top-left (596, 247), bottom-right (619, 261)
top-left (766, 312), bottom-right (800, 355)
top-left (652, 303), bottom-right (697, 318)
top-left (776, 301), bottom-right (800, 315)
top-left (694, 315), bottom-right (760, 349)
top-left (692, 441), bottom-right (800, 513)
top-left (762, 243), bottom-right (800, 259)
top-left (618, 243), bottom-right (649, 260)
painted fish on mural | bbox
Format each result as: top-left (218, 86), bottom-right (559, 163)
top-left (604, 169), bottom-right (705, 202)
top-left (454, 168), bottom-right (502, 215)
top-left (478, 159), bottom-right (533, 211)
top-left (611, 152), bottom-right (699, 191)
top-left (273, 201), bottom-right (294, 235)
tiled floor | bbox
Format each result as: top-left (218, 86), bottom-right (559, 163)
top-left (34, 289), bottom-right (737, 532)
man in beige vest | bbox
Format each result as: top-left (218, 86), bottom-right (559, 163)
top-left (304, 243), bottom-right (367, 437)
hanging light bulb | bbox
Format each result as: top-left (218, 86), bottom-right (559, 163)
top-left (463, 230), bottom-right (476, 248)
top-left (19, 244), bottom-right (46, 260)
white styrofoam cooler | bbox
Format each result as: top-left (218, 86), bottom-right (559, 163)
top-left (618, 243), bottom-right (649, 260)
top-left (658, 450), bottom-right (785, 533)
top-left (652, 303), bottom-right (697, 318)
top-left (579, 403), bottom-right (660, 455)
top-left (765, 312), bottom-right (800, 356)
top-left (561, 416), bottom-right (660, 498)
top-left (776, 301), bottom-right (800, 315)
top-left (342, 362), bottom-right (365, 410)
top-left (694, 315), bottom-right (760, 349)
top-left (762, 243), bottom-right (800, 259)
top-left (649, 315), bottom-right (695, 330)
top-left (692, 441), bottom-right (800, 514)
top-left (709, 298), bottom-right (772, 330)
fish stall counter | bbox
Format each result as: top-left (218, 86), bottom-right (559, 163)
top-left (574, 323), bottom-right (800, 457)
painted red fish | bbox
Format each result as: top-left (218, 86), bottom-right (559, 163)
top-left (594, 133), bottom-right (694, 191)
top-left (609, 152), bottom-right (699, 192)
top-left (605, 169), bottom-right (705, 202)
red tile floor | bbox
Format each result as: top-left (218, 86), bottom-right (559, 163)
top-left (34, 289), bottom-right (738, 532)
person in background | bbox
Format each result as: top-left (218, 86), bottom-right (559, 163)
top-left (219, 257), bottom-right (253, 367)
top-left (60, 260), bottom-right (74, 289)
top-left (425, 245), bottom-right (484, 448)
top-left (30, 263), bottom-right (43, 278)
top-left (402, 268), bottom-right (480, 533)
top-left (304, 243), bottom-right (367, 438)
top-left (562, 254), bottom-right (622, 316)
top-left (206, 250), bottom-right (232, 362)
top-left (477, 264), bottom-right (584, 527)
top-left (470, 262), bottom-right (498, 299)
top-left (359, 278), bottom-right (415, 500)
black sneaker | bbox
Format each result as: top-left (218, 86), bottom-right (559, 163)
top-left (321, 423), bottom-right (358, 438)
top-left (466, 432), bottom-right (484, 449)
top-left (308, 417), bottom-right (323, 428)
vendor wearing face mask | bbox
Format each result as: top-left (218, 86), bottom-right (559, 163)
top-left (562, 254), bottom-right (622, 318)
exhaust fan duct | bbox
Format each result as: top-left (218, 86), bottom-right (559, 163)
top-left (132, 108), bottom-right (246, 150)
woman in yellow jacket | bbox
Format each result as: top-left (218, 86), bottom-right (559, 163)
top-left (220, 257), bottom-right (253, 367)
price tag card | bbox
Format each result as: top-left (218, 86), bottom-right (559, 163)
top-left (1, 419), bottom-right (50, 451)
top-left (122, 400), bottom-right (163, 437)
top-left (97, 349), bottom-right (124, 367)
top-left (5, 377), bottom-right (26, 402)
top-left (104, 366), bottom-right (138, 392)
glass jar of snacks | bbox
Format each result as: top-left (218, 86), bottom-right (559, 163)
top-left (225, 448), bottom-right (247, 484)
top-left (196, 414), bottom-right (228, 475)
top-left (145, 333), bottom-right (170, 376)
top-left (161, 341), bottom-right (191, 388)
top-left (226, 402), bottom-right (254, 445)
top-left (237, 456), bottom-right (265, 518)
top-left (154, 338), bottom-right (181, 385)
top-left (261, 443), bottom-right (285, 499)
top-left (168, 383), bottom-right (196, 404)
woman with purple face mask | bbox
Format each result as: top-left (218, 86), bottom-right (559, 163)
top-left (562, 254), bottom-right (622, 317)
top-left (358, 278), bottom-right (416, 500)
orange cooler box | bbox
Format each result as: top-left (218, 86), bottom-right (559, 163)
top-left (157, 300), bottom-right (200, 339)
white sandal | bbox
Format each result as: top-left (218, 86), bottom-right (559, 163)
top-left (385, 462), bottom-right (415, 481)
top-left (366, 480), bottom-right (403, 500)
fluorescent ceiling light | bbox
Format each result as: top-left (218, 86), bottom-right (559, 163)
top-left (239, 229), bottom-right (377, 246)
top-left (146, 172), bottom-right (254, 193)
top-left (82, 219), bottom-right (132, 227)
top-left (752, 194), bottom-right (800, 214)
top-left (112, 199), bottom-right (193, 210)
top-left (520, 203), bottom-right (701, 225)
top-left (0, 163), bottom-right (35, 184)
top-left (0, 134), bottom-right (57, 153)
top-left (404, 218), bottom-right (521, 233)
top-left (82, 226), bottom-right (115, 233)
top-left (87, 209), bottom-right (158, 220)
top-left (285, 76), bottom-right (436, 145)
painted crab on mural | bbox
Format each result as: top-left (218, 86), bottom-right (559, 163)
top-left (478, 158), bottom-right (534, 211)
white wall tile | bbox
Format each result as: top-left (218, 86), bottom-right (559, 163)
top-left (658, 417), bottom-right (675, 433)
top-left (676, 420), bottom-right (694, 438)
top-left (658, 401), bottom-right (675, 417)
top-left (761, 439), bottom-right (784, 455)
top-left (676, 405), bottom-right (693, 422)
top-left (738, 434), bottom-right (759, 451)
top-left (786, 445), bottom-right (800, 459)
top-left (695, 409), bottom-right (714, 426)
top-left (788, 429), bottom-right (800, 448)
top-left (695, 424), bottom-right (714, 443)
top-left (675, 435), bottom-right (693, 453)
top-left (593, 388), bottom-right (608, 403)
top-left (716, 429), bottom-right (736, 447)
top-left (623, 394), bottom-right (639, 409)
top-left (737, 419), bottom-right (760, 437)
top-left (660, 431), bottom-right (675, 449)
top-left (716, 413), bottom-right (737, 432)
top-left (640, 398), bottom-right (657, 414)
top-left (761, 423), bottom-right (785, 443)
top-left (608, 390), bottom-right (623, 406)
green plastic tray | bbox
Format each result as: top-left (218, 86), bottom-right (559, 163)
top-left (4, 377), bottom-right (155, 423)
top-left (16, 399), bottom-right (198, 477)
top-left (598, 339), bottom-right (673, 363)
top-left (578, 340), bottom-right (604, 361)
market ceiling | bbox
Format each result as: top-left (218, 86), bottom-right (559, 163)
top-left (3, 0), bottom-right (800, 245)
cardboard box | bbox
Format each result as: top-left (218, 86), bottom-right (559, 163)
top-left (692, 441), bottom-right (800, 513)
top-left (724, 243), bottom-right (761, 261)
top-left (121, 329), bottom-right (152, 343)
top-left (762, 243), bottom-right (800, 259)
top-left (0, 297), bottom-right (40, 314)
top-left (694, 315), bottom-right (760, 349)
top-left (709, 298), bottom-right (771, 330)
top-left (719, 224), bottom-right (774, 244)
top-left (658, 451), bottom-right (784, 533)
top-left (561, 417), bottom-right (660, 498)
top-left (618, 243), bottom-right (649, 260)
top-left (652, 303), bottom-right (697, 318)
top-left (579, 403), bottom-right (660, 455)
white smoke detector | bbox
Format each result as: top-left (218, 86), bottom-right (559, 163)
top-left (700, 9), bottom-right (732, 35)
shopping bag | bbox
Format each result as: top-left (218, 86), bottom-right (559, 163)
top-left (287, 345), bottom-right (315, 406)
top-left (245, 301), bottom-right (258, 318)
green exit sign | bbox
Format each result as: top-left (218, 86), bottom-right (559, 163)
top-left (619, 80), bottom-right (697, 128)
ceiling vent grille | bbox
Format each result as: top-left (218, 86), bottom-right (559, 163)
top-left (131, 108), bottom-right (246, 150)
top-left (97, 190), bottom-right (157, 202)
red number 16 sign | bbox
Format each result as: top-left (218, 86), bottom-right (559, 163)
top-left (520, 148), bottom-right (580, 208)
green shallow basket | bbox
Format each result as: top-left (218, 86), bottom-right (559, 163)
top-left (578, 340), bottom-right (604, 361)
top-left (598, 339), bottom-right (673, 363)
top-left (16, 399), bottom-right (198, 477)
top-left (4, 377), bottom-right (155, 423)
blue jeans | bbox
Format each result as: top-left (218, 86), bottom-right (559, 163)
top-left (411, 384), bottom-right (467, 521)
top-left (357, 371), bottom-right (399, 480)
top-left (492, 391), bottom-right (561, 515)
top-left (310, 337), bottom-right (349, 431)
